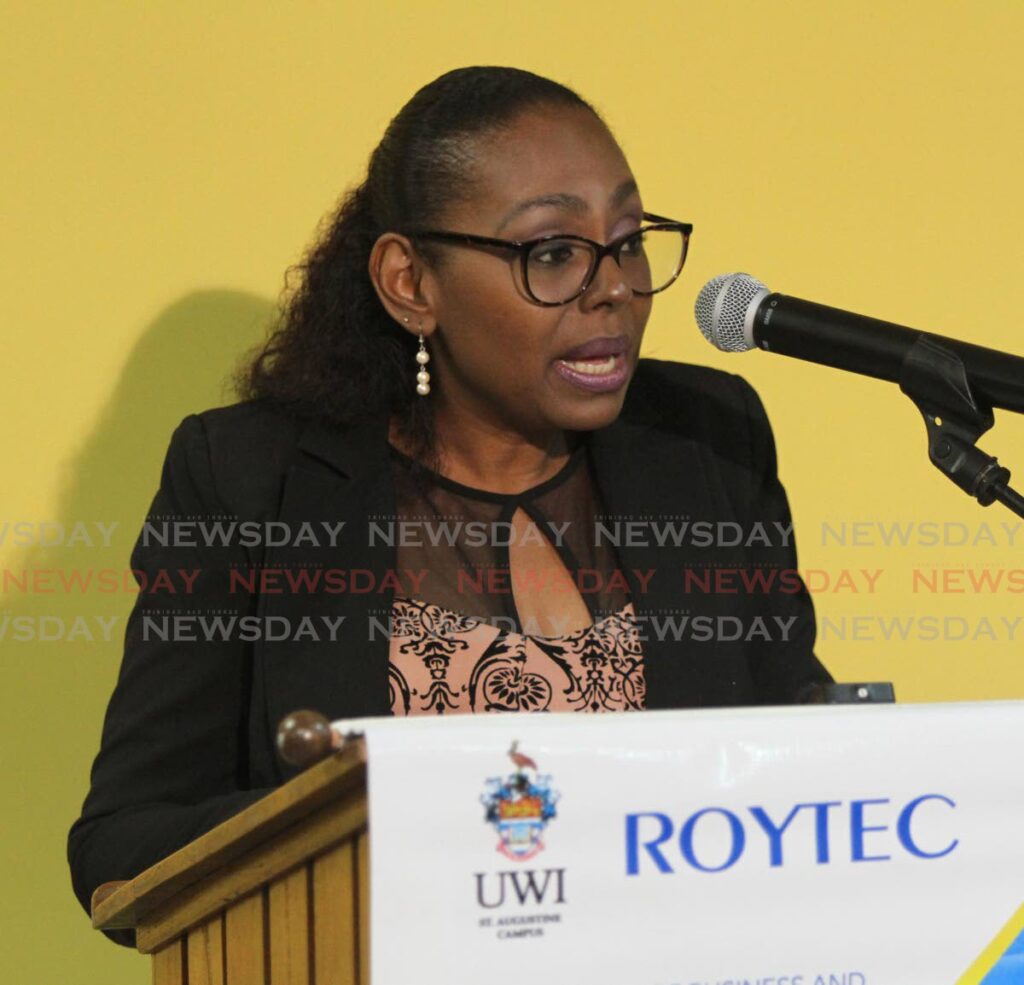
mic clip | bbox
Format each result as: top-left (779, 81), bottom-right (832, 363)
top-left (899, 336), bottom-right (1019, 515)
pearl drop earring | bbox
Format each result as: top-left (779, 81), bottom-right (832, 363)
top-left (415, 332), bottom-right (431, 396)
top-left (402, 316), bottom-right (431, 396)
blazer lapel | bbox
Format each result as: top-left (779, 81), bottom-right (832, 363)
top-left (254, 413), bottom-right (396, 781)
top-left (588, 415), bottom-right (734, 709)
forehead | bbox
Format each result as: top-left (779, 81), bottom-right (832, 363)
top-left (454, 107), bottom-right (638, 229)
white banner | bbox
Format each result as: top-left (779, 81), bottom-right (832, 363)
top-left (346, 702), bottom-right (1024, 985)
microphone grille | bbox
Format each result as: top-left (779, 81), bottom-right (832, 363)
top-left (694, 273), bottom-right (770, 352)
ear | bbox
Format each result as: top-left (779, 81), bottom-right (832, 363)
top-left (367, 233), bottom-right (438, 339)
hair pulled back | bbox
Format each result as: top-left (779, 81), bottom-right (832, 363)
top-left (238, 66), bottom-right (603, 466)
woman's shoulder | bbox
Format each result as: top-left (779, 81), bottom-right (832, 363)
top-left (187, 397), bottom-right (305, 453)
top-left (624, 357), bottom-right (770, 442)
top-left (160, 398), bottom-right (314, 517)
top-left (623, 360), bottom-right (789, 524)
top-left (184, 397), bottom-right (308, 472)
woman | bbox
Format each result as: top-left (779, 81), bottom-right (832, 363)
top-left (68, 65), bottom-right (832, 945)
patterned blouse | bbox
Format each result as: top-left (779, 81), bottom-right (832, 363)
top-left (385, 438), bottom-right (646, 716)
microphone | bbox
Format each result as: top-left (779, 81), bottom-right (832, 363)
top-left (694, 273), bottom-right (1024, 415)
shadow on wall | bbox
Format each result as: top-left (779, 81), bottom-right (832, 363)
top-left (7, 289), bottom-right (276, 608)
top-left (1, 290), bottom-right (277, 977)
top-left (5, 284), bottom-right (278, 691)
top-left (58, 290), bottom-right (277, 551)
top-left (3, 288), bottom-right (279, 663)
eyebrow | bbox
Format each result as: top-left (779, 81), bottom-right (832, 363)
top-left (495, 178), bottom-right (640, 235)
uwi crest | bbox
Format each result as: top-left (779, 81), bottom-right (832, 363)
top-left (481, 742), bottom-right (559, 861)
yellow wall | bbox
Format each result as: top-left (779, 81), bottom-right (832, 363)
top-left (3, 2), bottom-right (1022, 979)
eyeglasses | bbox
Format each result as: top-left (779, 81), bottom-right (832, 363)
top-left (401, 211), bottom-right (693, 307)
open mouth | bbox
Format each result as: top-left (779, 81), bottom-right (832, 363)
top-left (552, 340), bottom-right (630, 393)
top-left (557, 354), bottom-right (621, 376)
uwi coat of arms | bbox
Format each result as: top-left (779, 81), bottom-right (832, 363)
top-left (481, 742), bottom-right (559, 861)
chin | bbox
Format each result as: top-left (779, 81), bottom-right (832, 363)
top-left (551, 390), bottom-right (629, 432)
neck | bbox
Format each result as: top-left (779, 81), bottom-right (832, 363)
top-left (389, 404), bottom-right (578, 496)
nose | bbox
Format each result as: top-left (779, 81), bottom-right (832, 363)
top-left (580, 252), bottom-right (632, 308)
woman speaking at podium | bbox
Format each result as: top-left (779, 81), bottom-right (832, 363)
top-left (68, 65), bottom-right (832, 942)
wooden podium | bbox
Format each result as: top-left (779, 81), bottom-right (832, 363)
top-left (90, 740), bottom-right (369, 985)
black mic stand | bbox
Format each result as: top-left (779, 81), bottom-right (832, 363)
top-left (900, 336), bottom-right (1024, 519)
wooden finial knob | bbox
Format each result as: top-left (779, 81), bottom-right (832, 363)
top-left (276, 710), bottom-right (334, 768)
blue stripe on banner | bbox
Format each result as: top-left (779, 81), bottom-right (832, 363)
top-left (981, 925), bottom-right (1024, 983)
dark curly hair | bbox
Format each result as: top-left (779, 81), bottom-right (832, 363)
top-left (237, 66), bottom-right (606, 471)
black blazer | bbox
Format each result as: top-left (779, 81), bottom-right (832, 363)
top-left (68, 358), bottom-right (832, 944)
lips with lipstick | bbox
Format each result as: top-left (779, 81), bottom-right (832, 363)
top-left (553, 334), bottom-right (631, 393)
